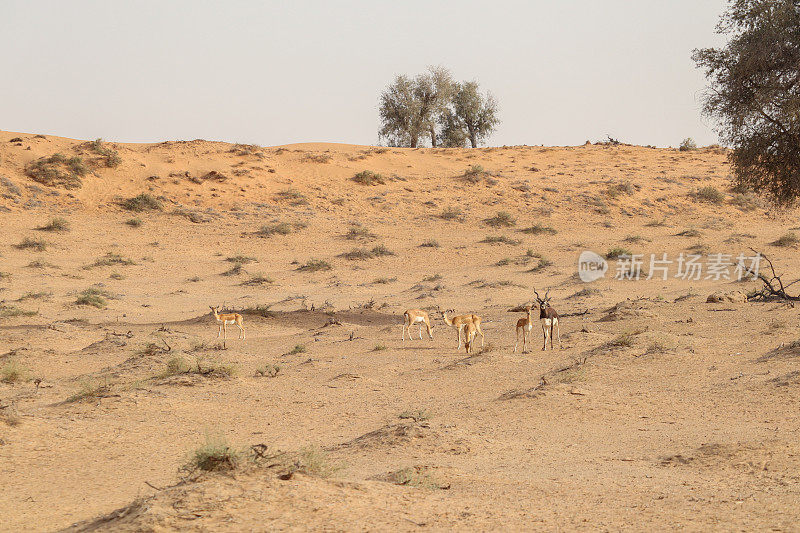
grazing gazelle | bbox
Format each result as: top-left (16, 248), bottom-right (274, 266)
top-left (402, 309), bottom-right (434, 341)
top-left (210, 306), bottom-right (245, 341)
top-left (440, 309), bottom-right (485, 350)
top-left (513, 306), bottom-right (535, 353)
top-left (462, 320), bottom-right (478, 354)
top-left (534, 289), bottom-right (561, 350)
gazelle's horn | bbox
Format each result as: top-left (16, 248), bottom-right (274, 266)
top-left (533, 288), bottom-right (541, 301)
top-left (545, 289), bottom-right (550, 300)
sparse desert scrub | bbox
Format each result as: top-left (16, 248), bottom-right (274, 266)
top-left (675, 228), bottom-right (702, 238)
top-left (339, 245), bottom-right (394, 260)
top-left (460, 164), bottom-right (489, 184)
top-left (419, 239), bottom-right (439, 248)
top-left (120, 193), bottom-right (162, 212)
top-left (255, 363), bottom-right (281, 377)
top-left (527, 256), bottom-right (553, 273)
top-left (84, 252), bottom-right (136, 269)
top-left (730, 192), bottom-right (760, 211)
top-left (302, 152), bottom-right (332, 164)
top-left (439, 207), bottom-right (463, 221)
top-left (88, 138), bottom-right (122, 167)
top-left (351, 170), bottom-right (385, 185)
top-left (0, 305), bottom-right (38, 318)
top-left (125, 217), bottom-right (143, 227)
top-left (15, 237), bottom-right (47, 251)
top-left (480, 235), bottom-right (521, 245)
top-left (182, 433), bottom-right (241, 473)
top-left (65, 380), bottom-right (116, 403)
top-left (286, 344), bottom-right (306, 355)
top-left (605, 181), bottom-right (635, 198)
top-left (296, 259), bottom-right (332, 272)
top-left (372, 276), bottom-right (397, 284)
top-left (483, 211), bottom-right (516, 228)
top-left (372, 344), bottom-right (388, 352)
top-left (568, 287), bottom-right (599, 298)
top-left (387, 466), bottom-right (444, 490)
top-left (770, 232), bottom-right (799, 247)
top-left (519, 223), bottom-right (557, 235)
top-left (225, 254), bottom-right (257, 264)
top-left (1, 361), bottom-right (27, 384)
top-left (623, 235), bottom-right (650, 243)
top-left (240, 273), bottom-right (273, 286)
top-left (221, 262), bottom-right (245, 276)
top-left (254, 222), bottom-right (293, 237)
top-left (691, 186), bottom-right (724, 204)
top-left (75, 287), bottom-right (113, 308)
top-left (398, 409), bottom-right (430, 422)
top-left (284, 446), bottom-right (342, 478)
top-left (344, 224), bottom-right (377, 241)
top-left (273, 189), bottom-right (308, 205)
top-left (25, 153), bottom-right (87, 189)
top-left (421, 274), bottom-right (442, 282)
top-left (36, 217), bottom-right (70, 232)
top-left (606, 247), bottom-right (632, 259)
top-left (679, 137), bottom-right (697, 151)
top-left (16, 291), bottom-right (50, 301)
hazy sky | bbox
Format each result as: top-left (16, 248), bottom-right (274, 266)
top-left (2, 0), bottom-right (729, 148)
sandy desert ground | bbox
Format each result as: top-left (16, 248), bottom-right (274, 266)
top-left (0, 130), bottom-right (799, 531)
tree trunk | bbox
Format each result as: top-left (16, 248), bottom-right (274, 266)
top-left (469, 133), bottom-right (477, 148)
top-left (430, 125), bottom-right (438, 148)
top-left (410, 135), bottom-right (418, 148)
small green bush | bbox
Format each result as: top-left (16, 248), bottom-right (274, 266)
top-left (296, 259), bottom-right (332, 272)
top-left (120, 193), bottom-right (162, 212)
top-left (692, 186), bottom-right (724, 204)
top-left (679, 138), bottom-right (697, 151)
top-left (15, 237), bottom-right (47, 251)
top-left (606, 247), bottom-right (632, 259)
top-left (483, 211), bottom-right (516, 228)
top-left (25, 153), bottom-right (86, 189)
top-left (519, 224), bottom-right (557, 235)
top-left (36, 217), bottom-right (70, 232)
top-left (351, 170), bottom-right (385, 185)
top-left (771, 232), bottom-right (800, 247)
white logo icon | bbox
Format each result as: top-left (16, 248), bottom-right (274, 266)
top-left (578, 251), bottom-right (608, 282)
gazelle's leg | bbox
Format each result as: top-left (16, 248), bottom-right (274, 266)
top-left (238, 322), bottom-right (245, 340)
top-left (556, 320), bottom-right (561, 348)
top-left (456, 326), bottom-right (462, 349)
top-left (217, 324), bottom-right (222, 338)
top-left (514, 327), bottom-right (519, 352)
top-left (541, 325), bottom-right (547, 350)
top-left (478, 324), bottom-right (485, 348)
top-left (402, 322), bottom-right (406, 342)
top-left (523, 328), bottom-right (528, 353)
top-left (427, 323), bottom-right (433, 340)
top-left (418, 324), bottom-right (423, 340)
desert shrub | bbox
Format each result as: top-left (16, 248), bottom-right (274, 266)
top-left (125, 217), bottom-right (143, 227)
top-left (162, 356), bottom-right (192, 376)
top-left (85, 252), bottom-right (135, 269)
top-left (387, 466), bottom-right (442, 490)
top-left (15, 237), bottom-right (47, 251)
top-left (296, 259), bottom-right (332, 272)
top-left (461, 165), bottom-right (488, 183)
top-left (0, 305), bottom-right (38, 318)
top-left (623, 235), bottom-right (649, 243)
top-left (287, 344), bottom-right (306, 355)
top-left (302, 153), bottom-right (332, 163)
top-left (1, 361), bottom-right (27, 383)
top-left (372, 344), bottom-right (388, 352)
top-left (691, 186), bottom-right (724, 204)
top-left (241, 273), bottom-right (273, 286)
top-left (75, 287), bottom-right (112, 308)
top-left (36, 217), bottom-right (70, 232)
top-left (483, 211), bottom-right (516, 228)
top-left (519, 224), bottom-right (557, 235)
top-left (286, 446), bottom-right (342, 478)
top-left (225, 254), bottom-right (257, 264)
top-left (345, 224), bottom-right (377, 240)
top-left (730, 192), bottom-right (760, 211)
top-left (675, 228), bottom-right (702, 238)
top-left (421, 274), bottom-right (442, 282)
top-left (607, 333), bottom-right (636, 348)
top-left (398, 409), bottom-right (430, 422)
top-left (371, 244), bottom-right (394, 257)
top-left (568, 287), bottom-right (599, 299)
top-left (120, 193), bottom-right (162, 212)
top-left (480, 235), bottom-right (520, 245)
top-left (372, 277), bottom-right (397, 284)
top-left (221, 262), bottom-right (245, 276)
top-left (527, 256), bottom-right (553, 272)
top-left (340, 248), bottom-right (373, 260)
top-left (439, 207), bottom-right (463, 220)
top-left (25, 153), bottom-right (87, 189)
top-left (66, 380), bottom-right (115, 402)
top-left (419, 239), bottom-right (439, 248)
top-left (89, 138), bottom-right (122, 167)
top-left (255, 363), bottom-right (281, 377)
top-left (273, 189), bottom-right (308, 205)
top-left (184, 434), bottom-right (241, 473)
top-left (605, 181), bottom-right (636, 198)
top-left (17, 291), bottom-right (50, 301)
top-left (255, 223), bottom-right (293, 237)
top-left (679, 138), bottom-right (697, 151)
top-left (351, 170), bottom-right (385, 185)
top-left (606, 247), bottom-right (632, 259)
top-left (771, 232), bottom-right (800, 247)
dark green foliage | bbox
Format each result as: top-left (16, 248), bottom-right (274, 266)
top-left (25, 153), bottom-right (87, 189)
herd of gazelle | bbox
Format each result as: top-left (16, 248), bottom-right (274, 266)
top-left (212, 289), bottom-right (561, 352)
top-left (402, 289), bottom-right (561, 353)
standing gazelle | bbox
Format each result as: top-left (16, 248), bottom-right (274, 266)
top-left (440, 309), bottom-right (485, 350)
top-left (534, 289), bottom-right (561, 350)
top-left (402, 309), bottom-right (434, 341)
top-left (462, 320), bottom-right (478, 353)
top-left (514, 306), bottom-right (535, 353)
top-left (210, 306), bottom-right (245, 341)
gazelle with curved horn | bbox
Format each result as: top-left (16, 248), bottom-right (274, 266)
top-left (534, 288), bottom-right (561, 350)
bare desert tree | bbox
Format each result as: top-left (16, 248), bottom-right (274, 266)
top-left (378, 66), bottom-right (454, 148)
top-left (439, 81), bottom-right (499, 148)
top-left (694, 0), bottom-right (800, 206)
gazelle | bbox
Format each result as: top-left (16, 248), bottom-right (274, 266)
top-left (402, 309), bottom-right (434, 341)
top-left (462, 320), bottom-right (478, 353)
top-left (534, 289), bottom-right (561, 350)
top-left (210, 306), bottom-right (245, 340)
top-left (440, 309), bottom-right (485, 350)
top-left (513, 306), bottom-right (535, 353)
